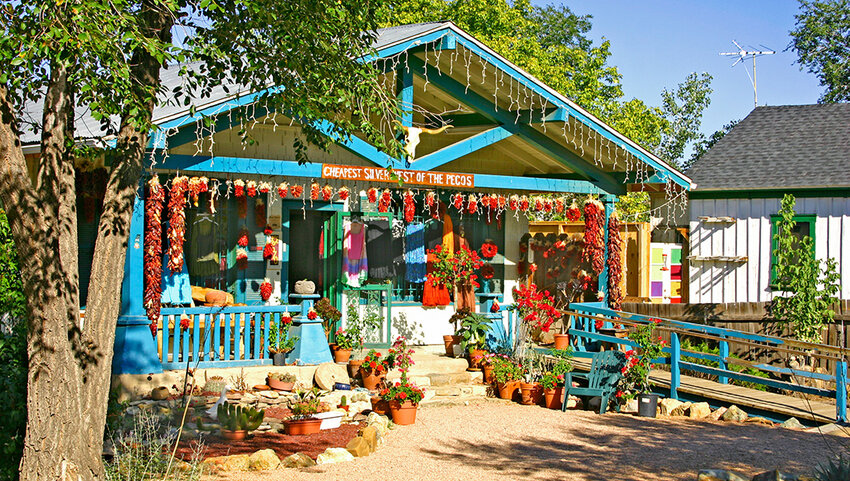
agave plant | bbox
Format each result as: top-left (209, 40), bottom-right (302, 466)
top-left (814, 454), bottom-right (850, 481)
top-left (217, 403), bottom-right (265, 432)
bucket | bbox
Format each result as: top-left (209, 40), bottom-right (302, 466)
top-left (637, 393), bottom-right (660, 418)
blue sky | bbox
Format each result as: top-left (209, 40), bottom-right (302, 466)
top-left (533, 0), bottom-right (824, 141)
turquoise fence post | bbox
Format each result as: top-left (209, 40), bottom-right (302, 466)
top-left (112, 194), bottom-right (164, 374)
top-left (670, 332), bottom-right (680, 400)
top-left (836, 361), bottom-right (847, 422)
top-left (718, 338), bottom-right (729, 384)
top-left (286, 295), bottom-right (332, 365)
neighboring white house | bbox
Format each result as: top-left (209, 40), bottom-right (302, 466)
top-left (686, 104), bottom-right (850, 304)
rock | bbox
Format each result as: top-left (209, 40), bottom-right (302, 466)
top-left (539, 330), bottom-right (555, 345)
top-left (151, 386), bottom-right (170, 401)
top-left (752, 469), bottom-right (799, 481)
top-left (658, 398), bottom-right (684, 416)
top-left (360, 425), bottom-right (381, 450)
top-left (670, 402), bottom-right (692, 417)
top-left (781, 417), bottom-right (805, 429)
top-left (282, 452), bottom-right (316, 468)
top-left (248, 449), bottom-right (281, 471)
top-left (260, 390), bottom-right (280, 399)
top-left (314, 363), bottom-right (350, 391)
top-left (689, 402), bottom-right (711, 419)
top-left (345, 436), bottom-right (371, 457)
top-left (746, 416), bottom-right (775, 426)
top-left (697, 469), bottom-right (749, 481)
top-left (621, 398), bottom-right (639, 414)
top-left (565, 397), bottom-right (579, 409)
top-left (316, 447), bottom-right (355, 465)
top-left (201, 454), bottom-right (250, 473)
top-left (254, 384), bottom-right (271, 391)
top-left (587, 396), bottom-right (601, 412)
top-left (349, 401), bottom-right (371, 415)
top-left (708, 407), bottom-right (727, 421)
top-left (256, 423), bottom-right (272, 432)
top-left (721, 405), bottom-right (748, 422)
top-left (366, 412), bottom-right (390, 435)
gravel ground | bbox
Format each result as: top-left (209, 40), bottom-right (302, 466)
top-left (208, 402), bottom-right (847, 481)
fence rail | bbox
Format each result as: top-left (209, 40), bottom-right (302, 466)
top-left (564, 301), bottom-right (848, 422)
top-left (158, 305), bottom-right (302, 370)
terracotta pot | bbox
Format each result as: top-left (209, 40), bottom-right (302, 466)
top-left (467, 349), bottom-right (487, 371)
top-left (553, 333), bottom-right (570, 350)
top-left (389, 400), bottom-right (418, 425)
top-left (370, 396), bottom-right (389, 415)
top-left (220, 429), bottom-right (247, 441)
top-left (520, 382), bottom-right (544, 405)
top-left (333, 348), bottom-right (352, 363)
top-left (360, 368), bottom-right (383, 390)
top-left (482, 364), bottom-right (495, 384)
top-left (496, 380), bottom-right (519, 400)
top-left (544, 386), bottom-right (563, 410)
top-left (266, 377), bottom-right (294, 392)
top-left (284, 418), bottom-right (322, 435)
top-left (348, 359), bottom-right (364, 378)
top-left (443, 335), bottom-right (463, 357)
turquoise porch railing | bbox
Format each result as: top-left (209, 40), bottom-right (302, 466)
top-left (159, 304), bottom-right (302, 370)
top-left (565, 301), bottom-right (848, 422)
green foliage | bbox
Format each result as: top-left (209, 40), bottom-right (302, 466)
top-left (771, 194), bottom-right (840, 343)
top-left (217, 403), bottom-right (264, 432)
top-left (789, 0), bottom-right (850, 103)
top-left (814, 453), bottom-right (850, 481)
top-left (0, 317), bottom-right (26, 481)
top-left (203, 376), bottom-right (227, 394)
top-left (267, 321), bottom-right (297, 354)
top-left (618, 320), bottom-right (668, 399)
top-left (615, 192), bottom-right (651, 223)
top-left (679, 339), bottom-right (770, 391)
top-left (288, 389), bottom-right (321, 419)
top-left (456, 312), bottom-right (491, 352)
top-left (657, 72), bottom-right (713, 168)
top-left (0, 210), bottom-right (25, 319)
top-left (490, 354), bottom-right (524, 384)
top-left (541, 347), bottom-right (573, 389)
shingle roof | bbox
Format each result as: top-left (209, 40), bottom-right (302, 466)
top-left (686, 104), bottom-right (850, 190)
top-left (19, 23), bottom-right (452, 145)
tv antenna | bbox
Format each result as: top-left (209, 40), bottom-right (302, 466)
top-left (720, 40), bottom-right (775, 108)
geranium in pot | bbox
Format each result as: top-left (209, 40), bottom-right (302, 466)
top-left (617, 319), bottom-right (668, 417)
top-left (268, 315), bottom-right (297, 366)
top-left (218, 403), bottom-right (265, 441)
top-left (541, 348), bottom-right (574, 409)
top-left (456, 312), bottom-right (491, 371)
top-left (490, 354), bottom-right (524, 400)
top-left (359, 349), bottom-right (391, 391)
top-left (285, 389), bottom-right (323, 435)
top-left (380, 381), bottom-right (425, 425)
top-left (332, 328), bottom-right (357, 363)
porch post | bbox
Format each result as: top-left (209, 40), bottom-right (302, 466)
top-left (112, 193), bottom-right (163, 374)
top-left (599, 195), bottom-right (616, 307)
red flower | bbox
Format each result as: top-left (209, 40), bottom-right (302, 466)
top-left (490, 301), bottom-right (500, 313)
top-left (480, 242), bottom-right (498, 259)
top-left (529, 263), bottom-right (537, 273)
top-left (307, 310), bottom-right (317, 320)
top-left (369, 361), bottom-right (377, 369)
top-left (180, 316), bottom-right (190, 331)
top-left (398, 391), bottom-right (408, 400)
top-left (594, 319), bottom-right (603, 330)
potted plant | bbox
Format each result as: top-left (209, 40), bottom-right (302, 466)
top-left (266, 372), bottom-right (296, 391)
top-left (445, 308), bottom-right (472, 357)
top-left (491, 354), bottom-right (524, 400)
top-left (456, 312), bottom-right (491, 370)
top-left (337, 395), bottom-right (349, 412)
top-left (481, 353), bottom-right (497, 384)
top-left (380, 381), bottom-right (425, 425)
top-left (314, 297), bottom-right (341, 339)
top-left (541, 348), bottom-right (574, 409)
top-left (332, 328), bottom-right (357, 363)
top-left (617, 319), bottom-right (668, 417)
top-left (268, 314), bottom-right (297, 365)
top-left (519, 351), bottom-right (546, 406)
top-left (359, 349), bottom-right (390, 391)
top-left (217, 403), bottom-right (265, 441)
top-left (285, 389), bottom-right (323, 435)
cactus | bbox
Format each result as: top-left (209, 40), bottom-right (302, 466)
top-left (217, 403), bottom-right (265, 432)
top-left (339, 395), bottom-right (347, 407)
top-left (204, 375), bottom-right (227, 394)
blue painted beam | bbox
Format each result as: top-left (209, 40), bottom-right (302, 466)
top-left (366, 28), bottom-right (454, 62)
top-left (155, 154), bottom-right (607, 194)
top-left (412, 126), bottom-right (513, 171)
top-left (312, 120), bottom-right (401, 168)
top-left (397, 66), bottom-right (414, 128)
top-left (406, 55), bottom-right (623, 195)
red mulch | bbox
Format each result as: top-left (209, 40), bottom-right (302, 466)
top-left (175, 423), bottom-right (363, 461)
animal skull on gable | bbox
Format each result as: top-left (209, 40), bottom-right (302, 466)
top-left (394, 120), bottom-right (453, 160)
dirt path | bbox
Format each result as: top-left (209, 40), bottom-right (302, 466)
top-left (210, 402), bottom-right (848, 481)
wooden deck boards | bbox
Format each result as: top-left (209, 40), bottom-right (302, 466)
top-left (572, 358), bottom-right (836, 423)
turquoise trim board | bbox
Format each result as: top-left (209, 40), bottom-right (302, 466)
top-left (411, 126), bottom-right (513, 171)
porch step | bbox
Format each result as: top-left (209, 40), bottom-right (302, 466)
top-left (375, 345), bottom-right (472, 377)
top-left (386, 370), bottom-right (484, 387)
top-left (420, 383), bottom-right (509, 407)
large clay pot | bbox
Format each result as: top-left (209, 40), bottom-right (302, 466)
top-left (348, 359), bottom-right (364, 378)
top-left (360, 368), bottom-right (383, 390)
top-left (370, 396), bottom-right (389, 415)
top-left (496, 381), bottom-right (519, 400)
top-left (520, 382), bottom-right (544, 405)
top-left (467, 349), bottom-right (487, 371)
top-left (220, 429), bottom-right (247, 441)
top-left (389, 400), bottom-right (418, 425)
top-left (266, 377), bottom-right (294, 392)
top-left (553, 333), bottom-right (570, 350)
top-left (333, 348), bottom-right (352, 363)
top-left (284, 418), bottom-right (322, 435)
top-left (443, 335), bottom-right (462, 357)
top-left (482, 364), bottom-right (495, 384)
top-left (544, 386), bottom-right (563, 410)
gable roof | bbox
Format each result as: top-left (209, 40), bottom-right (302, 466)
top-left (687, 104), bottom-right (850, 191)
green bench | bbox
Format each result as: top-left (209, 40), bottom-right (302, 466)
top-left (562, 350), bottom-right (627, 414)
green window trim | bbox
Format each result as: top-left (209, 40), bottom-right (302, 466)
top-left (769, 213), bottom-right (816, 290)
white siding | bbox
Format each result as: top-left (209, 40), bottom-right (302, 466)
top-left (688, 196), bottom-right (850, 303)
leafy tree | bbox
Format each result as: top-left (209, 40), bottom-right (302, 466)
top-left (686, 119), bottom-right (739, 171)
top-left (771, 194), bottom-right (841, 343)
top-left (0, 0), bottom-right (400, 478)
top-left (789, 0), bottom-right (850, 103)
top-left (657, 72), bottom-right (713, 168)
